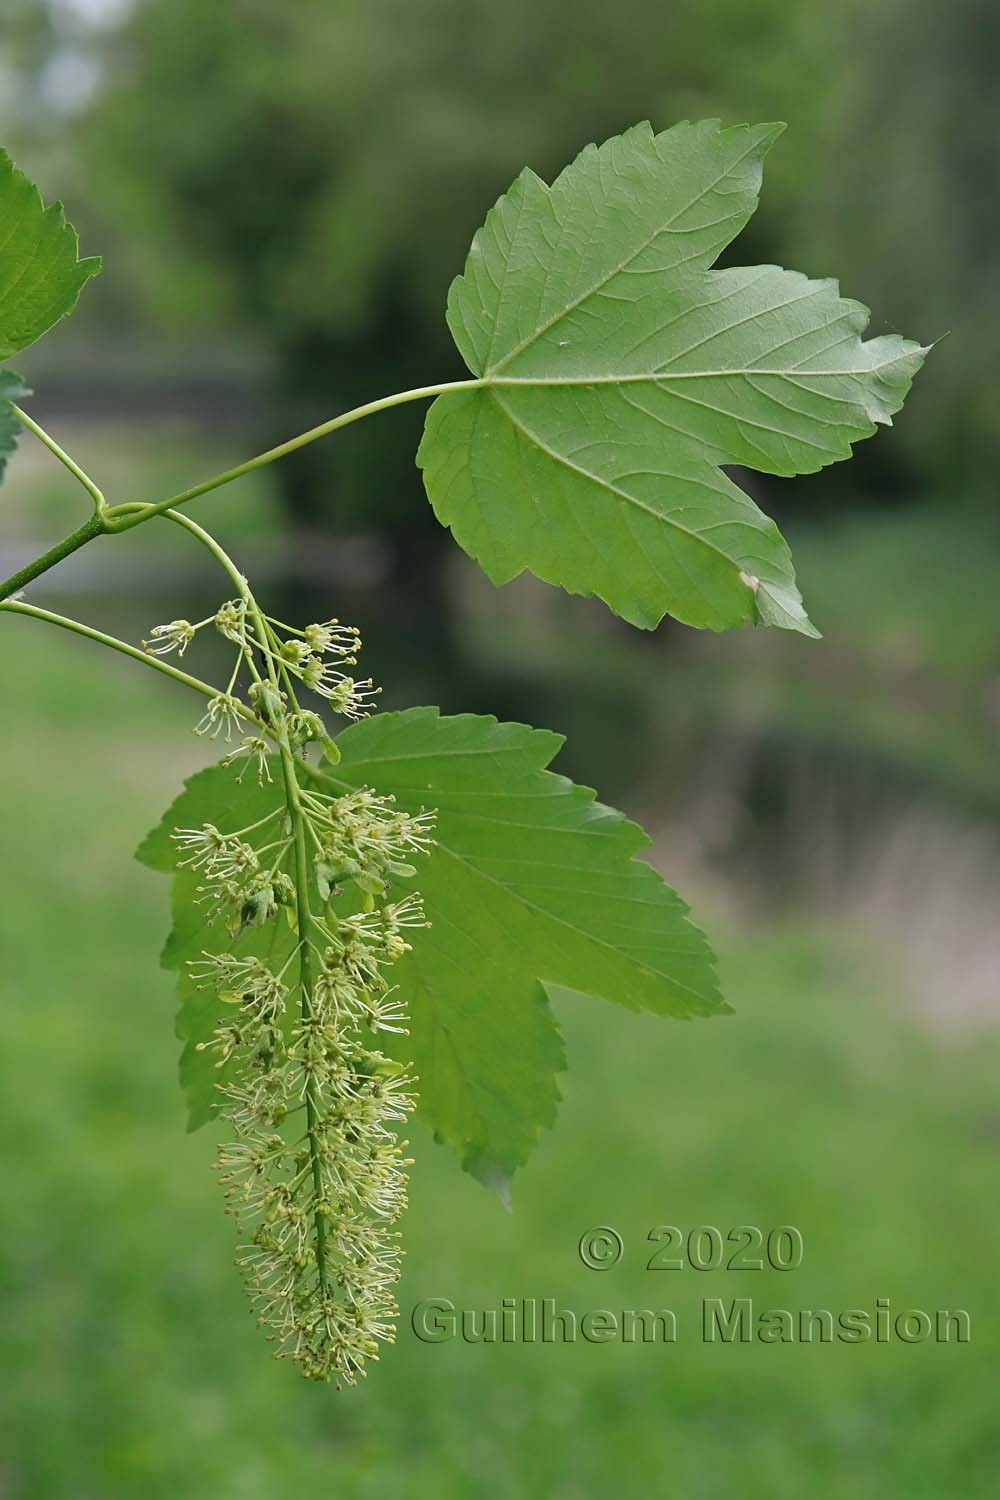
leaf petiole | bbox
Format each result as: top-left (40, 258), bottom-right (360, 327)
top-left (11, 405), bottom-right (105, 514)
top-left (102, 378), bottom-right (484, 530)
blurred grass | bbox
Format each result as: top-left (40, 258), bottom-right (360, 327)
top-left (2, 618), bottom-right (999, 1498)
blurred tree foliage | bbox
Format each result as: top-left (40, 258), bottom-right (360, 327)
top-left (796, 0), bottom-right (999, 498)
top-left (2, 0), bottom-right (993, 525)
top-left (74, 0), bottom-right (829, 532)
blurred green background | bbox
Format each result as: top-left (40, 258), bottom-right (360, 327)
top-left (2, 1), bottom-right (999, 1495)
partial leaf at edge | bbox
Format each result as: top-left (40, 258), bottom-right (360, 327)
top-left (0, 370), bottom-right (29, 486)
top-left (0, 151), bottom-right (101, 359)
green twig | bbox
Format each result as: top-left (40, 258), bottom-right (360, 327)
top-left (0, 512), bottom-right (106, 604)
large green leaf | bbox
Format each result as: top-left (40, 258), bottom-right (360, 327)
top-left (419, 119), bottom-right (928, 636)
top-left (331, 708), bottom-right (723, 1193)
top-left (0, 151), bottom-right (101, 359)
top-left (0, 370), bottom-right (28, 485)
top-left (138, 709), bottom-right (723, 1195)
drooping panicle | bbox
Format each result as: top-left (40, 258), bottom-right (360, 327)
top-left (163, 593), bottom-right (433, 1384)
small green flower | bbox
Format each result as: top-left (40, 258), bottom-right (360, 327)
top-left (214, 600), bottom-right (248, 644)
top-left (143, 618), bottom-right (196, 657)
top-left (195, 692), bottom-right (246, 741)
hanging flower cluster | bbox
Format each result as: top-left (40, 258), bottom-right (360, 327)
top-left (147, 592), bottom-right (434, 1383)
